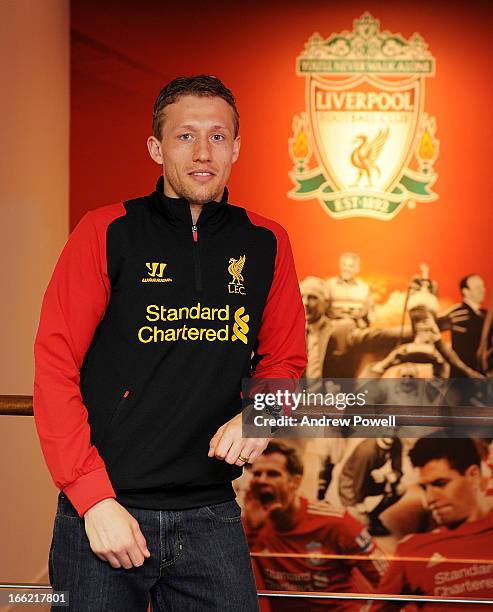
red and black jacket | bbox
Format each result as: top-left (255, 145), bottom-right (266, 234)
top-left (33, 177), bottom-right (306, 517)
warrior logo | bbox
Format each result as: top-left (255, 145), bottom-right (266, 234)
top-left (146, 262), bottom-right (166, 277)
top-left (288, 12), bottom-right (439, 220)
top-left (142, 262), bottom-right (172, 283)
top-left (228, 255), bottom-right (246, 295)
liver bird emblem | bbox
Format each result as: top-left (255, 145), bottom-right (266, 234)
top-left (350, 128), bottom-right (389, 187)
top-left (228, 255), bottom-right (246, 285)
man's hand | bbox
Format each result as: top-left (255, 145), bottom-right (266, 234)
top-left (477, 341), bottom-right (492, 372)
top-left (437, 307), bottom-right (471, 332)
top-left (242, 488), bottom-right (282, 531)
top-left (84, 498), bottom-right (151, 569)
top-left (466, 367), bottom-right (486, 379)
top-left (208, 412), bottom-right (270, 466)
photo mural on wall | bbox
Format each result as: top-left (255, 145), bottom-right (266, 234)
top-left (234, 13), bottom-right (493, 609)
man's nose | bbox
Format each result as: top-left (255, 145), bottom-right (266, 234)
top-left (193, 136), bottom-right (212, 162)
top-left (425, 486), bottom-right (439, 505)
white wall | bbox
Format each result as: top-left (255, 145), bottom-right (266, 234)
top-left (0, 0), bottom-right (69, 591)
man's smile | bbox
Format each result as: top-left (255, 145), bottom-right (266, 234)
top-left (188, 170), bottom-right (216, 182)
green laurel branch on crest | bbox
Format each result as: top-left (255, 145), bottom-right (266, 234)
top-left (290, 167), bottom-right (436, 218)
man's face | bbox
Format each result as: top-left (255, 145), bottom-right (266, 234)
top-left (418, 458), bottom-right (479, 526)
top-left (339, 255), bottom-right (359, 281)
top-left (147, 94), bottom-right (240, 204)
top-left (250, 452), bottom-right (300, 510)
top-left (464, 275), bottom-right (485, 306)
top-left (302, 292), bottom-right (325, 324)
top-left (398, 365), bottom-right (418, 391)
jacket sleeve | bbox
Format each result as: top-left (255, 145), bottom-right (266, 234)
top-left (368, 553), bottom-right (408, 611)
top-left (33, 210), bottom-right (117, 517)
top-left (333, 513), bottom-right (387, 589)
top-left (251, 222), bottom-right (307, 381)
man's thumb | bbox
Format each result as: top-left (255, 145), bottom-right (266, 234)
top-left (133, 524), bottom-right (151, 557)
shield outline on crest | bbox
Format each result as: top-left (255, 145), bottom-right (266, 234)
top-left (307, 74), bottom-right (425, 197)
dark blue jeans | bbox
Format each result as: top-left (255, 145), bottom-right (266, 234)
top-left (49, 492), bottom-right (259, 611)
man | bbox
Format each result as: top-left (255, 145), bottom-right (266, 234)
top-left (315, 437), bottom-right (349, 501)
top-left (326, 252), bottom-right (374, 329)
top-left (33, 75), bottom-right (306, 611)
top-left (448, 274), bottom-right (489, 377)
top-left (371, 437), bottom-right (493, 610)
top-left (300, 276), bottom-right (331, 380)
top-left (371, 269), bottom-right (483, 379)
top-left (338, 438), bottom-right (403, 536)
top-left (243, 441), bottom-right (386, 611)
top-left (322, 253), bottom-right (405, 378)
top-left (478, 294), bottom-right (493, 373)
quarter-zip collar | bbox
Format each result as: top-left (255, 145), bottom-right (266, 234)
top-left (152, 175), bottom-right (229, 227)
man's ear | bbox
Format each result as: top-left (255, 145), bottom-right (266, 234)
top-left (147, 136), bottom-right (164, 165)
top-left (232, 135), bottom-right (241, 164)
top-left (290, 473), bottom-right (302, 490)
top-left (465, 464), bottom-right (481, 487)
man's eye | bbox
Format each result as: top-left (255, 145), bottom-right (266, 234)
top-left (433, 479), bottom-right (448, 488)
top-left (211, 134), bottom-right (224, 141)
top-left (179, 133), bottom-right (192, 141)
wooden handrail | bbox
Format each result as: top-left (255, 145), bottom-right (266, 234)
top-left (0, 395), bottom-right (33, 416)
top-left (2, 395), bottom-right (492, 427)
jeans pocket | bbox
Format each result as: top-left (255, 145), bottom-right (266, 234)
top-left (203, 499), bottom-right (242, 522)
top-left (57, 492), bottom-right (80, 519)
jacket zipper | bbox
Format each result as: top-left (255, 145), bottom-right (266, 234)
top-left (191, 223), bottom-right (203, 292)
top-left (102, 389), bottom-right (130, 444)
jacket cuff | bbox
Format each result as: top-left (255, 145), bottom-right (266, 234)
top-left (63, 468), bottom-right (116, 517)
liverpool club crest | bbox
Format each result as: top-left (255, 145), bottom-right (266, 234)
top-left (288, 13), bottom-right (439, 220)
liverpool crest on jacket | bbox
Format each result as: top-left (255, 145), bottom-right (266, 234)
top-left (288, 12), bottom-right (439, 220)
